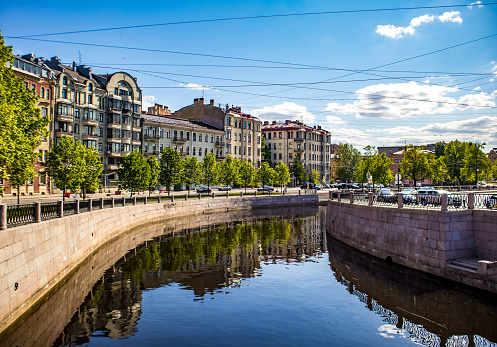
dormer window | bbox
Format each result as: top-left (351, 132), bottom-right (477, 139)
top-left (62, 76), bottom-right (67, 85)
top-left (88, 83), bottom-right (93, 91)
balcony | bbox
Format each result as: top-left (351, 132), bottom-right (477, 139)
top-left (121, 122), bottom-right (131, 131)
top-left (173, 136), bottom-right (187, 143)
top-left (215, 140), bottom-right (226, 147)
top-left (82, 133), bottom-right (98, 141)
top-left (294, 137), bottom-right (305, 142)
top-left (144, 134), bottom-right (160, 141)
top-left (216, 154), bottom-right (226, 160)
top-left (107, 122), bottom-right (121, 129)
top-left (121, 137), bottom-right (132, 144)
top-left (55, 129), bottom-right (72, 137)
top-left (106, 150), bottom-right (121, 158)
top-left (108, 107), bottom-right (121, 114)
top-left (106, 164), bottom-right (119, 171)
top-left (294, 147), bottom-right (304, 153)
top-left (145, 150), bottom-right (160, 156)
top-left (56, 114), bottom-right (74, 123)
top-left (82, 118), bottom-right (98, 127)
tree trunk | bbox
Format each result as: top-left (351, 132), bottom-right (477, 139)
top-left (17, 186), bottom-right (20, 205)
top-left (63, 187), bottom-right (66, 202)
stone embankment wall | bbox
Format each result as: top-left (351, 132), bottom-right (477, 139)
top-left (0, 195), bottom-right (318, 334)
top-left (326, 201), bottom-right (497, 293)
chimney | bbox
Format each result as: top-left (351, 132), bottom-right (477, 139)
top-left (73, 61), bottom-right (77, 71)
top-left (22, 53), bottom-right (35, 62)
top-left (272, 121), bottom-right (277, 124)
top-left (264, 121), bottom-right (269, 125)
top-left (318, 125), bottom-right (321, 130)
top-left (194, 98), bottom-right (199, 105)
top-left (210, 99), bottom-right (214, 106)
top-left (285, 120), bottom-right (290, 124)
top-left (199, 98), bottom-right (204, 105)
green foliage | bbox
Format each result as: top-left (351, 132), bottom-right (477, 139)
top-left (399, 145), bottom-right (432, 187)
top-left (356, 146), bottom-right (394, 186)
top-left (147, 155), bottom-right (160, 194)
top-left (256, 161), bottom-right (275, 189)
top-left (434, 141), bottom-right (446, 158)
top-left (309, 169), bottom-right (321, 184)
top-left (443, 140), bottom-right (467, 183)
top-left (45, 136), bottom-right (85, 199)
top-left (80, 147), bottom-right (103, 198)
top-left (335, 143), bottom-right (361, 183)
top-left (201, 153), bottom-right (218, 188)
top-left (238, 160), bottom-right (255, 192)
top-left (429, 156), bottom-right (447, 185)
top-left (159, 148), bottom-right (183, 195)
top-left (274, 161), bottom-right (291, 190)
top-left (117, 150), bottom-right (150, 196)
top-left (292, 156), bottom-right (307, 184)
top-left (461, 142), bottom-right (492, 184)
top-left (261, 136), bottom-right (272, 165)
top-left (218, 155), bottom-right (238, 187)
top-left (0, 33), bottom-right (49, 196)
top-left (182, 156), bottom-right (202, 193)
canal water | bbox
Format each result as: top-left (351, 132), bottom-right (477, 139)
top-left (2, 207), bottom-right (497, 347)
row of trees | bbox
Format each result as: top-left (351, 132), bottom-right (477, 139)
top-left (117, 148), bottom-right (292, 196)
top-left (333, 141), bottom-right (496, 186)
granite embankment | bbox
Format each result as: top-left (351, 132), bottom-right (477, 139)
top-left (0, 194), bottom-right (318, 334)
top-left (326, 200), bottom-right (497, 293)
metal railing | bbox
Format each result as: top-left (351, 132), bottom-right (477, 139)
top-left (41, 202), bottom-right (59, 220)
top-left (6, 204), bottom-right (35, 227)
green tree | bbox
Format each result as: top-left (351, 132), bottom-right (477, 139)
top-left (355, 145), bottom-right (375, 187)
top-left (147, 155), bottom-right (160, 196)
top-left (434, 141), bottom-right (446, 158)
top-left (429, 156), bottom-right (447, 186)
top-left (309, 169), bottom-right (320, 184)
top-left (238, 160), bottom-right (255, 193)
top-left (256, 161), bottom-right (275, 193)
top-left (201, 153), bottom-right (218, 189)
top-left (218, 155), bottom-right (238, 188)
top-left (45, 136), bottom-right (84, 201)
top-left (274, 161), bottom-right (291, 192)
top-left (335, 143), bottom-right (361, 183)
top-left (182, 156), bottom-right (202, 195)
top-left (0, 33), bottom-right (50, 198)
top-left (399, 145), bottom-right (432, 187)
top-left (443, 140), bottom-right (467, 184)
top-left (80, 146), bottom-right (103, 199)
top-left (261, 136), bottom-right (272, 165)
top-left (117, 150), bottom-right (150, 197)
top-left (159, 148), bottom-right (183, 196)
top-left (462, 142), bottom-right (492, 185)
top-left (292, 156), bottom-right (307, 185)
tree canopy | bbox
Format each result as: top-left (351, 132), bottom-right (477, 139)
top-left (182, 156), bottom-right (202, 194)
top-left (274, 160), bottom-right (291, 191)
top-left (238, 160), bottom-right (255, 193)
top-left (292, 156), bottom-right (307, 185)
top-left (335, 143), bottom-right (361, 183)
top-left (159, 148), bottom-right (183, 196)
top-left (117, 150), bottom-right (150, 196)
top-left (201, 153), bottom-right (218, 188)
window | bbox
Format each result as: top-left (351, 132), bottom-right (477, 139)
top-left (62, 89), bottom-right (67, 99)
top-left (204, 134), bottom-right (208, 142)
top-left (248, 134), bottom-right (251, 142)
top-left (99, 128), bottom-right (103, 137)
top-left (193, 147), bottom-right (196, 155)
top-left (243, 121), bottom-right (246, 129)
top-left (186, 132), bottom-right (190, 140)
top-left (193, 133), bottom-right (197, 141)
top-left (88, 83), bottom-right (93, 91)
top-left (274, 153), bottom-right (277, 160)
top-left (198, 147), bottom-right (202, 156)
top-left (41, 87), bottom-right (45, 98)
top-left (166, 130), bottom-right (171, 139)
top-left (226, 117), bottom-right (231, 125)
top-left (46, 89), bottom-right (50, 100)
top-left (257, 136), bottom-right (260, 144)
top-left (248, 147), bottom-right (251, 156)
top-left (243, 134), bottom-right (246, 142)
top-left (99, 113), bottom-right (104, 122)
top-left (205, 148), bottom-right (208, 155)
top-left (75, 109), bottom-right (80, 118)
top-left (279, 132), bottom-right (282, 139)
top-left (160, 129), bottom-right (164, 138)
top-left (268, 133), bottom-right (271, 140)
top-left (248, 122), bottom-right (251, 130)
top-left (210, 135), bottom-right (214, 143)
top-left (88, 95), bottom-right (92, 104)
top-left (62, 76), bottom-right (67, 85)
top-left (273, 144), bottom-right (276, 150)
top-left (74, 124), bottom-right (79, 134)
top-left (199, 133), bottom-right (202, 142)
top-left (235, 133), bottom-right (237, 141)
top-left (234, 146), bottom-right (237, 154)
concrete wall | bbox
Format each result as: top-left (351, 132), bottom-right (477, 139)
top-left (326, 201), bottom-right (497, 293)
top-left (0, 194), bottom-right (317, 334)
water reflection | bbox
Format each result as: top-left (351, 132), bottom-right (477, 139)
top-left (327, 236), bottom-right (497, 347)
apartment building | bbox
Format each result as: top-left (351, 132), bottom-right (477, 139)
top-left (262, 120), bottom-right (331, 183)
top-left (142, 110), bottom-right (225, 160)
top-left (173, 98), bottom-right (262, 167)
top-left (1, 53), bottom-right (56, 196)
top-left (45, 58), bottom-right (142, 186)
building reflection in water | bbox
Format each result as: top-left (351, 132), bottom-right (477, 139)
top-left (327, 235), bottom-right (497, 347)
top-left (51, 209), bottom-right (326, 346)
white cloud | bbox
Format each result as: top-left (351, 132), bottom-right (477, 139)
top-left (438, 11), bottom-right (463, 23)
top-left (326, 115), bottom-right (346, 125)
top-left (376, 11), bottom-right (462, 39)
top-left (142, 95), bottom-right (157, 109)
top-left (251, 102), bottom-right (316, 123)
top-left (325, 82), bottom-right (496, 119)
top-left (468, 1), bottom-right (483, 9)
top-left (180, 83), bottom-right (210, 91)
top-left (474, 86), bottom-right (481, 90)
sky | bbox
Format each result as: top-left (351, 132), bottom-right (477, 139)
top-left (1, 0), bottom-right (496, 152)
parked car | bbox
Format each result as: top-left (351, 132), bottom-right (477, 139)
top-left (300, 182), bottom-right (317, 189)
top-left (418, 189), bottom-right (461, 207)
top-left (257, 186), bottom-right (274, 192)
top-left (196, 186), bottom-right (212, 194)
top-left (218, 186), bottom-right (232, 191)
top-left (376, 189), bottom-right (396, 203)
top-left (401, 189), bottom-right (417, 203)
top-left (485, 195), bottom-right (497, 209)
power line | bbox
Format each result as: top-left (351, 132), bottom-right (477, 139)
top-left (8, 3), bottom-right (497, 39)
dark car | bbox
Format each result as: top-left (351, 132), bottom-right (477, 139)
top-left (376, 189), bottom-right (397, 203)
top-left (196, 186), bottom-right (212, 194)
top-left (485, 195), bottom-right (497, 209)
top-left (300, 183), bottom-right (316, 189)
top-left (217, 186), bottom-right (232, 191)
top-left (257, 186), bottom-right (274, 192)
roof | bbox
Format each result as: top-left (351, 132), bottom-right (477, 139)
top-left (262, 121), bottom-right (330, 135)
top-left (142, 114), bottom-right (224, 133)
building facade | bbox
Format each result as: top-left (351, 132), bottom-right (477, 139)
top-left (1, 53), bottom-right (56, 196)
top-left (262, 120), bottom-right (331, 183)
top-left (45, 58), bottom-right (143, 188)
top-left (173, 98), bottom-right (262, 167)
top-left (141, 112), bottom-right (225, 160)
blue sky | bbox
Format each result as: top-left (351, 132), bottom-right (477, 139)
top-left (1, 0), bottom-right (496, 151)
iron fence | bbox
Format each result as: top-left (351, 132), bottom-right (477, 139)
top-left (63, 201), bottom-right (78, 216)
top-left (7, 204), bottom-right (35, 227)
top-left (41, 202), bottom-right (59, 220)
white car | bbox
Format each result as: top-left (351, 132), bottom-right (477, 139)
top-left (401, 189), bottom-right (417, 203)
